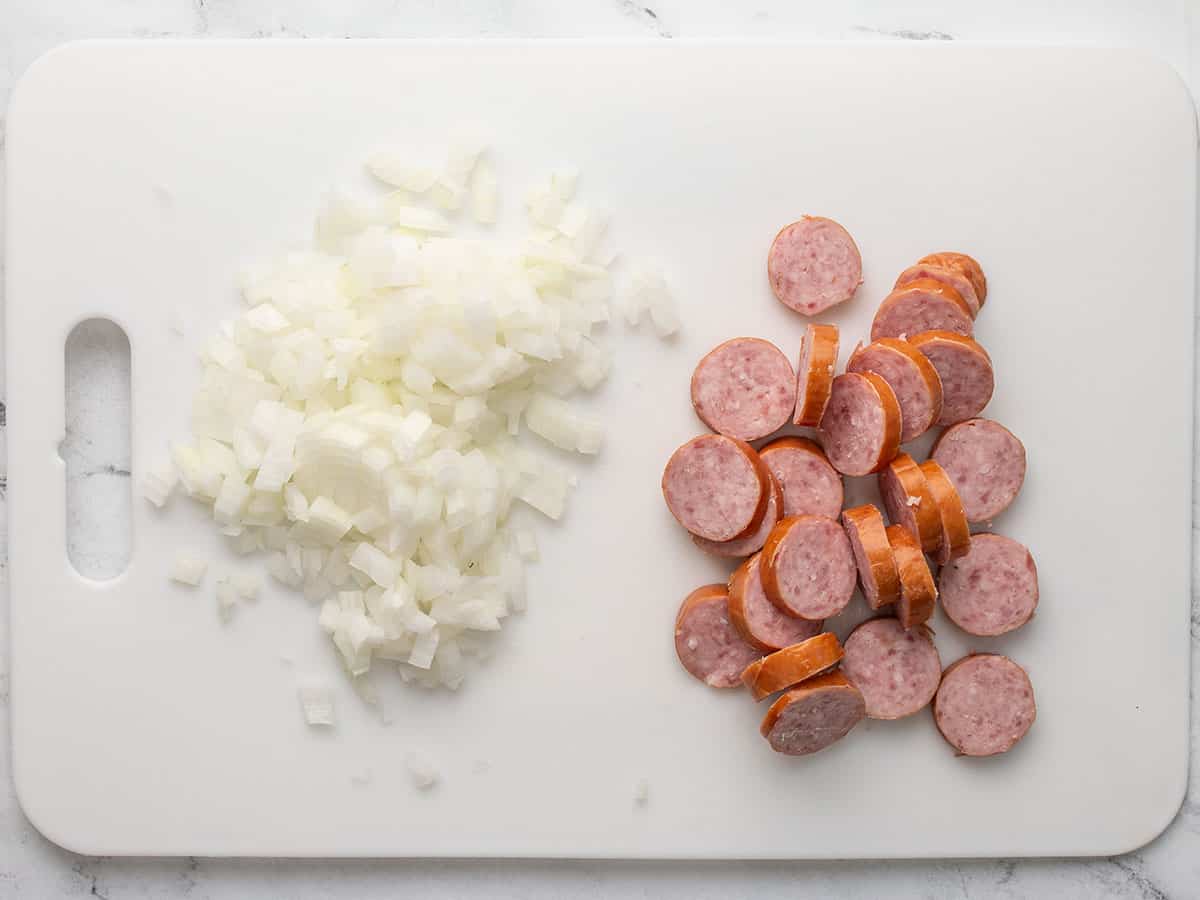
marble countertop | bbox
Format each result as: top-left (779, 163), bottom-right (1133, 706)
top-left (2, 1), bottom-right (1198, 897)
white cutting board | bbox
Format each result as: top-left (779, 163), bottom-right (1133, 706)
top-left (5, 41), bottom-right (1195, 859)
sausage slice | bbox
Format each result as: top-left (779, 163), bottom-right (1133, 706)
top-left (841, 504), bottom-right (900, 609)
top-left (908, 331), bottom-right (994, 426)
top-left (759, 671), bottom-right (866, 756)
top-left (842, 618), bottom-right (941, 719)
top-left (919, 460), bottom-right (971, 565)
top-left (758, 436), bottom-right (844, 520)
top-left (741, 632), bottom-right (845, 701)
top-left (691, 337), bottom-right (796, 441)
top-left (727, 552), bottom-right (823, 652)
top-left (934, 654), bottom-right (1035, 757)
top-left (894, 263), bottom-right (981, 317)
top-left (878, 452), bottom-right (942, 553)
top-left (918, 251), bottom-right (987, 308)
top-left (885, 524), bottom-right (937, 629)
top-left (793, 323), bottom-right (840, 426)
top-left (674, 584), bottom-right (763, 688)
top-left (939, 533), bottom-right (1038, 637)
top-left (761, 515), bottom-right (857, 620)
top-left (817, 371), bottom-right (902, 476)
top-left (662, 434), bottom-right (769, 542)
top-left (847, 338), bottom-right (944, 442)
top-left (870, 279), bottom-right (974, 343)
top-left (692, 471), bottom-right (784, 559)
top-left (931, 418), bottom-right (1027, 522)
top-left (767, 216), bottom-right (863, 315)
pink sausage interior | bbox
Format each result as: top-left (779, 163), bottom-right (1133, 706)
top-left (761, 445), bottom-right (844, 519)
top-left (768, 218), bottom-right (863, 316)
top-left (848, 343), bottom-right (939, 442)
top-left (663, 436), bottom-right (763, 542)
top-left (871, 291), bottom-right (974, 342)
top-left (934, 655), bottom-right (1036, 756)
top-left (765, 684), bottom-right (866, 755)
top-left (938, 533), bottom-right (1038, 637)
top-left (817, 374), bottom-right (889, 476)
top-left (842, 618), bottom-right (941, 719)
top-left (739, 554), bottom-right (823, 650)
top-left (932, 419), bottom-right (1025, 521)
top-left (692, 338), bottom-right (796, 441)
top-left (675, 592), bottom-right (763, 688)
top-left (914, 338), bottom-right (994, 426)
top-left (769, 516), bottom-right (856, 619)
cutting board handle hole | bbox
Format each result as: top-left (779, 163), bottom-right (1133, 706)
top-left (64, 319), bottom-right (131, 581)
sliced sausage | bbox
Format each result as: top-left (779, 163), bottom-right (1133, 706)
top-left (728, 553), bottom-right (824, 652)
top-left (931, 418), bottom-right (1027, 522)
top-left (908, 331), bottom-right (994, 426)
top-left (870, 279), bottom-right (974, 342)
top-left (662, 434), bottom-right (769, 542)
top-left (894, 263), bottom-right (981, 317)
top-left (842, 618), bottom-right (941, 719)
top-left (847, 338), bottom-right (944, 442)
top-left (919, 460), bottom-right (971, 565)
top-left (878, 453), bottom-right (942, 553)
top-left (674, 584), bottom-right (764, 688)
top-left (841, 504), bottom-right (900, 609)
top-left (758, 436), bottom-right (844, 520)
top-left (761, 515), bottom-right (857, 620)
top-left (767, 216), bottom-right (863, 315)
top-left (885, 524), bottom-right (936, 629)
top-left (793, 323), bottom-right (840, 425)
top-left (760, 670), bottom-right (866, 756)
top-left (741, 632), bottom-right (845, 701)
top-left (934, 654), bottom-right (1035, 757)
top-left (939, 533), bottom-right (1038, 636)
top-left (691, 337), bottom-right (796, 441)
top-left (817, 372), bottom-right (901, 476)
top-left (693, 471), bottom-right (784, 558)
top-left (919, 251), bottom-right (987, 308)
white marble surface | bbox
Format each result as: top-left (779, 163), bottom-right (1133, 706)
top-left (2, 1), bottom-right (1198, 897)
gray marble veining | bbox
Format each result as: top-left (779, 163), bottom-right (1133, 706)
top-left (2, 1), bottom-right (1198, 897)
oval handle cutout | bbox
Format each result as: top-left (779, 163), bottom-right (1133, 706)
top-left (64, 319), bottom-right (131, 580)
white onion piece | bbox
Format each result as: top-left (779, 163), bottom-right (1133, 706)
top-left (231, 572), bottom-right (261, 601)
top-left (216, 578), bottom-right (238, 622)
top-left (404, 751), bottom-right (439, 789)
top-left (169, 555), bottom-right (207, 586)
top-left (366, 152), bottom-right (437, 192)
top-left (231, 529), bottom-right (263, 554)
top-left (634, 779), bottom-right (650, 805)
top-left (297, 677), bottom-right (335, 727)
top-left (141, 459), bottom-right (178, 508)
top-left (388, 205), bottom-right (451, 234)
top-left (524, 393), bottom-right (602, 455)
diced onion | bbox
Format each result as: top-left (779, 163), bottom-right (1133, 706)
top-left (297, 677), bottom-right (336, 727)
top-left (160, 142), bottom-right (674, 693)
top-left (170, 555), bottom-right (207, 586)
top-left (231, 572), bottom-right (261, 600)
top-left (216, 578), bottom-right (238, 622)
top-left (404, 751), bottom-right (439, 789)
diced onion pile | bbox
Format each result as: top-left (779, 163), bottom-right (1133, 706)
top-left (152, 141), bottom-right (678, 691)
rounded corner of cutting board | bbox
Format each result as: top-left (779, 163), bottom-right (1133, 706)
top-left (1094, 765), bottom-right (1191, 859)
top-left (1106, 47), bottom-right (1198, 143)
top-left (5, 39), bottom-right (99, 125)
top-left (11, 757), bottom-right (108, 858)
